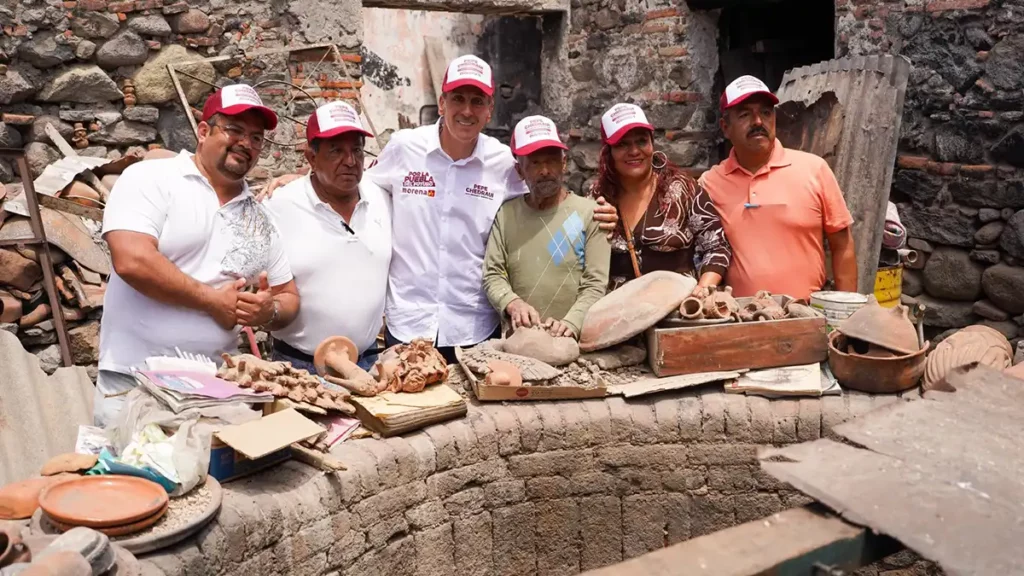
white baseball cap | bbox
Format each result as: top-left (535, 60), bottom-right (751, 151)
top-left (510, 115), bottom-right (568, 156)
top-left (720, 75), bottom-right (779, 111)
top-left (441, 55), bottom-right (494, 96)
top-left (306, 101), bottom-right (372, 143)
top-left (600, 103), bottom-right (654, 145)
top-left (202, 83), bottom-right (278, 130)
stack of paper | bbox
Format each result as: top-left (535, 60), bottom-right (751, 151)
top-left (133, 370), bottom-right (274, 413)
top-left (723, 363), bottom-right (842, 398)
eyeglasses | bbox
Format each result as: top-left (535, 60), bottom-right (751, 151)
top-left (214, 124), bottom-right (265, 149)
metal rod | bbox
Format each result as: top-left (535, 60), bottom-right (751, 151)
top-left (168, 65), bottom-right (200, 140)
top-left (172, 68), bottom-right (220, 89)
top-left (14, 155), bottom-right (73, 367)
top-left (331, 44), bottom-right (379, 141)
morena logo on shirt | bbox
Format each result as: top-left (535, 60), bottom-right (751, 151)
top-left (401, 171), bottom-right (437, 197)
top-left (465, 183), bottom-right (493, 200)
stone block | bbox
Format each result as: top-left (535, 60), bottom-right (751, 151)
top-left (580, 399), bottom-right (613, 446)
top-left (484, 479), bottom-right (526, 507)
top-left (578, 496), bottom-right (622, 570)
top-left (622, 494), bottom-right (690, 558)
top-left (405, 500), bottom-right (449, 530)
top-left (508, 404), bottom-right (542, 452)
top-left (820, 394), bottom-right (850, 439)
top-left (526, 476), bottom-right (573, 500)
top-left (367, 514), bottom-right (409, 548)
top-left (626, 400), bottom-right (659, 444)
top-left (559, 402), bottom-right (593, 448)
top-left (467, 410), bottom-right (499, 459)
top-left (595, 444), bottom-right (687, 469)
top-left (922, 247), bottom-right (984, 301)
top-left (423, 424), bottom-right (458, 472)
top-left (329, 443), bottom-right (380, 500)
top-left (444, 487), bottom-right (485, 516)
top-left (535, 499), bottom-right (580, 575)
top-left (453, 512), bottom-right (492, 576)
top-left (688, 444), bottom-right (757, 466)
top-left (484, 404), bottom-right (522, 456)
top-left (982, 263), bottom-right (1024, 314)
top-left (708, 465), bottom-right (756, 493)
top-left (770, 398), bottom-right (799, 444)
top-left (507, 448), bottom-right (596, 477)
top-left (535, 402), bottom-right (566, 451)
top-left (364, 439), bottom-right (402, 489)
top-left (449, 417), bottom-right (482, 467)
top-left (351, 482), bottom-right (426, 527)
top-left (326, 529), bottom-right (366, 567)
top-left (722, 393), bottom-right (752, 441)
top-left (797, 398), bottom-right (822, 441)
top-left (413, 523), bottom-right (455, 576)
top-left (426, 459), bottom-right (508, 499)
top-left (605, 396), bottom-right (634, 444)
top-left (345, 536), bottom-right (415, 576)
top-left (700, 392), bottom-right (727, 440)
top-left (676, 393), bottom-right (702, 440)
top-left (616, 468), bottom-right (663, 494)
top-left (491, 504), bottom-right (536, 576)
top-left (733, 493), bottom-right (784, 523)
top-left (652, 397), bottom-right (680, 443)
top-left (568, 471), bottom-right (619, 496)
top-left (691, 494), bottom-right (735, 537)
top-left (745, 395), bottom-right (774, 443)
top-left (384, 436), bottom-right (421, 485)
top-left (404, 432), bottom-right (438, 480)
top-left (661, 467), bottom-right (707, 492)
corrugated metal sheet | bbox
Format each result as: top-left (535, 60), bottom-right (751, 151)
top-left (32, 155), bottom-right (111, 197)
top-left (0, 330), bottom-right (94, 485)
top-left (776, 55), bottom-right (912, 294)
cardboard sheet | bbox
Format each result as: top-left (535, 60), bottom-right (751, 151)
top-left (760, 366), bottom-right (1024, 576)
top-left (356, 383), bottom-right (464, 415)
top-left (607, 370), bottom-right (741, 398)
top-left (214, 407), bottom-right (324, 460)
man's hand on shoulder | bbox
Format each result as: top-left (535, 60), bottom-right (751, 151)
top-left (255, 171), bottom-right (304, 202)
top-left (506, 298), bottom-right (541, 329)
top-left (593, 196), bottom-right (619, 239)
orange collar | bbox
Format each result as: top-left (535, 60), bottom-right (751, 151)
top-left (722, 139), bottom-right (792, 176)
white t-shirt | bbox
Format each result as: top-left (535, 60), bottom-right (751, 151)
top-left (364, 122), bottom-right (528, 347)
top-left (99, 151), bottom-right (292, 373)
top-left (264, 176), bottom-right (392, 355)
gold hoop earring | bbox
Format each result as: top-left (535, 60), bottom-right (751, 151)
top-left (652, 151), bottom-right (668, 170)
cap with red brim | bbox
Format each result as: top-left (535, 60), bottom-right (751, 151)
top-left (511, 115), bottom-right (568, 156)
top-left (720, 75), bottom-right (780, 111)
top-left (441, 55), bottom-right (494, 97)
top-left (202, 84), bottom-right (278, 130)
top-left (306, 101), bottom-right (373, 143)
top-left (600, 103), bottom-right (654, 145)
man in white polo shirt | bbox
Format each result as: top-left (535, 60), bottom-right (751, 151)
top-left (264, 102), bottom-right (391, 372)
top-left (364, 55), bottom-right (619, 363)
top-left (96, 84), bottom-right (301, 426)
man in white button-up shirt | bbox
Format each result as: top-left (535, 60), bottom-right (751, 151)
top-left (97, 84), bottom-right (301, 426)
top-left (264, 102), bottom-right (391, 372)
top-left (364, 55), bottom-right (619, 363)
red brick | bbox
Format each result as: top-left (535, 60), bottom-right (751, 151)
top-left (1, 113), bottom-right (35, 125)
top-left (897, 155), bottom-right (929, 170)
top-left (117, 12), bottom-right (126, 20)
top-left (107, 1), bottom-right (133, 11)
top-left (960, 164), bottom-right (995, 176)
top-left (79, 0), bottom-right (106, 8)
top-left (317, 80), bottom-right (363, 89)
top-left (185, 36), bottom-right (218, 47)
top-left (664, 91), bottom-right (701, 103)
top-left (227, 66), bottom-right (242, 78)
top-left (642, 22), bottom-right (671, 34)
top-left (853, 5), bottom-right (870, 18)
top-left (63, 1), bottom-right (78, 8)
top-left (4, 25), bottom-right (29, 36)
top-left (925, 161), bottom-right (959, 176)
top-left (658, 46), bottom-right (687, 57)
top-left (975, 78), bottom-right (995, 92)
top-left (976, 50), bottom-right (989, 61)
top-left (145, 39), bottom-right (160, 49)
top-left (644, 7), bottom-right (679, 20)
top-left (341, 53), bottom-right (361, 63)
top-left (978, 110), bottom-right (995, 118)
top-left (926, 0), bottom-right (988, 11)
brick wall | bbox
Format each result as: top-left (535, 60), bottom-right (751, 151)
top-left (139, 389), bottom-right (923, 576)
top-left (836, 0), bottom-right (1024, 347)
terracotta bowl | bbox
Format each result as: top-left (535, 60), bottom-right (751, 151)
top-left (38, 476), bottom-right (168, 529)
top-left (45, 501), bottom-right (168, 538)
top-left (827, 331), bottom-right (930, 394)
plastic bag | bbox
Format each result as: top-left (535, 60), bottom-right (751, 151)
top-left (110, 388), bottom-right (261, 496)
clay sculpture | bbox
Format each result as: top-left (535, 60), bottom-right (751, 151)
top-left (315, 336), bottom-right (386, 397)
top-left (483, 360), bottom-right (523, 387)
top-left (702, 286), bottom-right (740, 320)
top-left (217, 353), bottom-right (355, 414)
top-left (679, 295), bottom-right (703, 320)
top-left (741, 290), bottom-right (786, 321)
top-left (579, 271), bottom-right (698, 352)
top-left (579, 344), bottom-right (647, 370)
top-left (497, 327), bottom-right (580, 367)
top-left (373, 339), bottom-right (449, 393)
top-left (923, 325), bottom-right (1013, 391)
top-left (460, 347), bottom-right (562, 382)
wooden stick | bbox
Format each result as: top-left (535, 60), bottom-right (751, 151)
top-left (291, 443), bottom-right (347, 471)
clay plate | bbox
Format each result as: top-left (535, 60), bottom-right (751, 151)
top-left (45, 502), bottom-right (168, 537)
top-left (38, 476), bottom-right (168, 529)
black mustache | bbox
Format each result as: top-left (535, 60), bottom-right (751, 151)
top-left (748, 127), bottom-right (769, 138)
top-left (227, 147), bottom-right (250, 161)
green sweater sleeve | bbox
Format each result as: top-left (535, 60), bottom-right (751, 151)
top-left (482, 205), bottom-right (521, 315)
top-left (562, 206), bottom-right (611, 335)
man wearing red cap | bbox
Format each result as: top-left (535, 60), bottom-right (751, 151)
top-left (482, 116), bottom-right (610, 339)
top-left (263, 101), bottom-right (389, 372)
top-left (700, 75), bottom-right (857, 301)
top-left (95, 83), bottom-right (300, 425)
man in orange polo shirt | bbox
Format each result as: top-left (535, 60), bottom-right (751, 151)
top-left (699, 75), bottom-right (857, 300)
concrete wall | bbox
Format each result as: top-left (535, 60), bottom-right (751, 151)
top-left (835, 0), bottom-right (1024, 347)
top-left (139, 388), bottom-right (924, 576)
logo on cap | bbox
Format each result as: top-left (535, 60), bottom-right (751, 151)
top-left (202, 83), bottom-right (279, 130)
top-left (442, 55), bottom-right (494, 96)
top-left (307, 101), bottom-right (372, 143)
top-left (720, 75), bottom-right (779, 111)
top-left (511, 115), bottom-right (567, 156)
top-left (600, 103), bottom-right (653, 145)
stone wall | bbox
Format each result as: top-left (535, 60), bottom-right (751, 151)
top-left (543, 0), bottom-right (721, 195)
top-left (835, 0), bottom-right (1024, 346)
top-left (0, 0), bottom-right (363, 184)
top-left (139, 389), bottom-right (925, 576)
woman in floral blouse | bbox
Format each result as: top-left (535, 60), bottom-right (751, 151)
top-left (588, 103), bottom-right (732, 294)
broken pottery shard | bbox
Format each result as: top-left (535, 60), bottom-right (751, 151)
top-left (500, 327), bottom-right (580, 367)
top-left (923, 325), bottom-right (1013, 391)
top-left (0, 211), bottom-right (110, 276)
top-left (19, 550), bottom-right (91, 576)
top-left (39, 453), bottom-right (98, 477)
top-left (580, 344), bottom-right (647, 370)
top-left (0, 475), bottom-right (73, 520)
top-left (34, 527), bottom-right (113, 576)
top-left (461, 347), bottom-right (561, 382)
top-left (579, 270), bottom-right (697, 352)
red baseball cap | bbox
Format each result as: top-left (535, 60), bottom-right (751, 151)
top-left (510, 115), bottom-right (568, 156)
top-left (306, 101), bottom-right (373, 143)
top-left (441, 55), bottom-right (494, 96)
top-left (600, 103), bottom-right (654, 145)
top-left (720, 75), bottom-right (779, 111)
top-left (202, 84), bottom-right (278, 130)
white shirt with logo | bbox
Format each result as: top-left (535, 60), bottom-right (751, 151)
top-left (364, 122), bottom-right (528, 347)
top-left (99, 151), bottom-right (292, 374)
top-left (265, 176), bottom-right (392, 355)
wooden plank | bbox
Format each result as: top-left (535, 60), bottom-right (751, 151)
top-left (581, 505), bottom-right (899, 576)
top-left (760, 366), bottom-right (1024, 576)
top-left (646, 317), bottom-right (827, 377)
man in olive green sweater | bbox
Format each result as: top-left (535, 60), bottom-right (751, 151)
top-left (483, 115), bottom-right (611, 339)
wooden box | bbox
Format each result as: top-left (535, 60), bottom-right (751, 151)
top-left (645, 295), bottom-right (828, 377)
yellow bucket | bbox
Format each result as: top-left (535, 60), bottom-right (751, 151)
top-left (874, 265), bottom-right (903, 308)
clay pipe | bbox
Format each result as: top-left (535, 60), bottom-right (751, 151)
top-left (314, 336), bottom-right (382, 396)
top-left (680, 296), bottom-right (704, 319)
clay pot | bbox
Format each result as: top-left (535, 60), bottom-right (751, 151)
top-left (679, 296), bottom-right (703, 319)
top-left (61, 182), bottom-right (101, 208)
top-left (828, 331), bottom-right (929, 394)
top-left (923, 325), bottom-right (1012, 392)
top-left (0, 525), bottom-right (31, 567)
top-left (702, 286), bottom-right (739, 320)
top-left (838, 294), bottom-right (920, 355)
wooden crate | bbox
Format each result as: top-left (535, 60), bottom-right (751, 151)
top-left (646, 295), bottom-right (828, 377)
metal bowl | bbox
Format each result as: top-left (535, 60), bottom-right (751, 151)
top-left (827, 331), bottom-right (930, 394)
